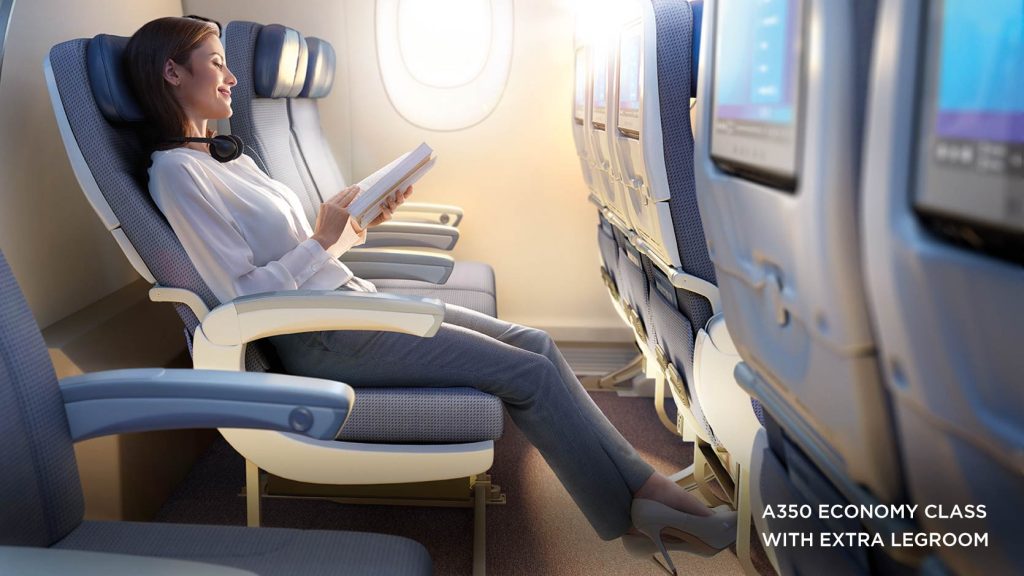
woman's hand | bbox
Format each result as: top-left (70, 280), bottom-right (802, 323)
top-left (312, 185), bottom-right (360, 250)
top-left (367, 185), bottom-right (414, 228)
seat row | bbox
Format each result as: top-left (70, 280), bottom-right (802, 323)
top-left (36, 18), bottom-right (515, 575)
top-left (572, 1), bottom-right (1021, 574)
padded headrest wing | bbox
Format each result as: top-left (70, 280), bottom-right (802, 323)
top-left (299, 37), bottom-right (335, 98)
top-left (254, 24), bottom-right (308, 98)
top-left (86, 34), bottom-right (145, 123)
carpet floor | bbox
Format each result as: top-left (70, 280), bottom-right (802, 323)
top-left (154, 391), bottom-right (750, 575)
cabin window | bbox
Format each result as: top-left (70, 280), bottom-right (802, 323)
top-left (376, 0), bottom-right (514, 130)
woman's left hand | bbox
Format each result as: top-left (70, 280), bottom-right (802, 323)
top-left (368, 185), bottom-right (413, 228)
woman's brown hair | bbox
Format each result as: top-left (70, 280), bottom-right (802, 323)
top-left (125, 17), bottom-right (219, 149)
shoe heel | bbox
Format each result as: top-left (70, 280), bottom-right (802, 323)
top-left (647, 531), bottom-right (678, 576)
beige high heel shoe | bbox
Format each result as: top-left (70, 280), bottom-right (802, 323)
top-left (626, 499), bottom-right (737, 575)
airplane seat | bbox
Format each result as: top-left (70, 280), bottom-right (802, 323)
top-left (288, 35), bottom-right (498, 306)
top-left (0, 249), bottom-right (432, 575)
top-left (861, 0), bottom-right (1024, 572)
top-left (576, 33), bottom-right (644, 353)
top-left (694, 0), bottom-right (908, 573)
top-left (46, 32), bottom-right (503, 525)
top-left (631, 0), bottom-right (725, 449)
top-left (586, 36), bottom-right (634, 289)
top-left (604, 13), bottom-right (654, 349)
top-left (221, 22), bottom-right (497, 317)
top-left (570, 42), bottom-right (621, 303)
top-left (586, 42), bottom-right (630, 226)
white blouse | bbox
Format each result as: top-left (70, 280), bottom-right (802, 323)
top-left (149, 147), bottom-right (368, 304)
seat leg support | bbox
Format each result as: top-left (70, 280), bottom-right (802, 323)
top-left (472, 474), bottom-right (490, 576)
top-left (736, 466), bottom-right (758, 576)
top-left (654, 372), bottom-right (681, 435)
top-left (697, 440), bottom-right (736, 505)
top-left (692, 443), bottom-right (731, 507)
top-left (598, 353), bottom-right (644, 388)
top-left (245, 459), bottom-right (262, 527)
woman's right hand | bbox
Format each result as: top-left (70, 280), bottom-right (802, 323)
top-left (311, 185), bottom-right (361, 250)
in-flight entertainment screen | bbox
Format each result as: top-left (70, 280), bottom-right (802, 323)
top-left (617, 28), bottom-right (642, 138)
top-left (711, 0), bottom-right (803, 190)
top-left (915, 0), bottom-right (1024, 244)
top-left (575, 48), bottom-right (587, 124)
top-left (592, 51), bottom-right (608, 130)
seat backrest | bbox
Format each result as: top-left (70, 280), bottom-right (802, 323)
top-left (223, 21), bottom-right (320, 228)
top-left (0, 251), bottom-right (84, 547)
top-left (612, 0), bottom-right (709, 279)
top-left (571, 42), bottom-right (600, 201)
top-left (585, 30), bottom-right (632, 227)
top-left (635, 0), bottom-right (719, 445)
top-left (693, 0), bottom-right (898, 502)
top-left (861, 1), bottom-right (1023, 572)
top-left (46, 36), bottom-right (218, 351)
top-left (287, 37), bottom-right (347, 203)
top-left (638, 0), bottom-right (715, 332)
top-left (46, 34), bottom-right (271, 372)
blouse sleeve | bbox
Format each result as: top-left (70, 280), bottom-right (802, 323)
top-left (150, 157), bottom-right (334, 302)
top-left (325, 221), bottom-right (367, 259)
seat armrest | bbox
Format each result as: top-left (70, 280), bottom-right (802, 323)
top-left (363, 221), bottom-right (460, 250)
top-left (394, 202), bottom-right (463, 226)
top-left (59, 368), bottom-right (354, 442)
top-left (0, 546), bottom-right (257, 576)
top-left (340, 249), bottom-right (455, 284)
top-left (201, 290), bottom-right (444, 346)
top-left (194, 290), bottom-right (444, 370)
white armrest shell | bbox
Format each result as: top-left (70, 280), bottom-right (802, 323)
top-left (363, 221), bottom-right (460, 250)
top-left (394, 202), bottom-right (463, 227)
top-left (340, 249), bottom-right (455, 284)
top-left (200, 290), bottom-right (445, 347)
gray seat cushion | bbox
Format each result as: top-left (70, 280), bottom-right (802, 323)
top-left (55, 521), bottom-right (431, 576)
top-left (338, 387), bottom-right (503, 443)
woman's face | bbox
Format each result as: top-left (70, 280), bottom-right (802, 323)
top-left (168, 34), bottom-right (236, 122)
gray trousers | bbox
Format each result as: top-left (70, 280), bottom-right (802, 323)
top-left (269, 303), bottom-right (654, 539)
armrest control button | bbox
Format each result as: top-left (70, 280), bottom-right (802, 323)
top-left (289, 407), bottom-right (314, 433)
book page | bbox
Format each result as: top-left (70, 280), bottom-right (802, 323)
top-left (356, 156), bottom-right (437, 227)
top-left (347, 142), bottom-right (435, 227)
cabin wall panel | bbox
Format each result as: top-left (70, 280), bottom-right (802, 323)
top-left (0, 0), bottom-right (181, 328)
top-left (344, 0), bottom-right (623, 339)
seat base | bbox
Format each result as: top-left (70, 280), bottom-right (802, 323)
top-left (262, 472), bottom-right (507, 508)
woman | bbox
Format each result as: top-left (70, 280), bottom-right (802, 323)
top-left (125, 17), bottom-right (735, 573)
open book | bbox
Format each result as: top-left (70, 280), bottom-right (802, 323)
top-left (348, 142), bottom-right (436, 228)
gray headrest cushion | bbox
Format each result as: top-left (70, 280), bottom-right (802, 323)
top-left (299, 37), bottom-right (335, 98)
top-left (254, 24), bottom-right (308, 98)
top-left (86, 34), bottom-right (145, 123)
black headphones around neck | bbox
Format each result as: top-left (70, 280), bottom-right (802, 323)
top-left (167, 134), bottom-right (244, 163)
